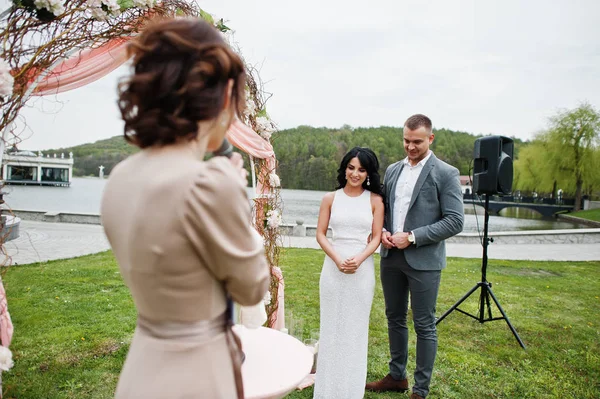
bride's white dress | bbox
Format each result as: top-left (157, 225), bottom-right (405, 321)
top-left (313, 189), bottom-right (375, 399)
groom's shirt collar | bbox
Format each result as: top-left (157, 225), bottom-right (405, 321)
top-left (401, 150), bottom-right (433, 167)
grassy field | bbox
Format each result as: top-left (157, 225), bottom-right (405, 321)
top-left (2, 249), bottom-right (599, 398)
top-left (570, 208), bottom-right (600, 222)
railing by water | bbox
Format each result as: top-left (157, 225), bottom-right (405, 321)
top-left (463, 194), bottom-right (581, 217)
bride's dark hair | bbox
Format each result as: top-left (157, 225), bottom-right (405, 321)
top-left (335, 147), bottom-right (384, 198)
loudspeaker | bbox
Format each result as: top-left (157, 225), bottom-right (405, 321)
top-left (473, 136), bottom-right (514, 195)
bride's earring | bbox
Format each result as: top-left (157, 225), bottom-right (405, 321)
top-left (366, 176), bottom-right (370, 186)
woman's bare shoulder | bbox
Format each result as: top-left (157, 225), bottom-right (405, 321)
top-left (370, 191), bottom-right (384, 205)
top-left (321, 191), bottom-right (336, 204)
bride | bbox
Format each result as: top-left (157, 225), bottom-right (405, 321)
top-left (313, 147), bottom-right (384, 399)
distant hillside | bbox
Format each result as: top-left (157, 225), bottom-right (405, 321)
top-left (44, 126), bottom-right (524, 190)
top-left (45, 135), bottom-right (139, 177)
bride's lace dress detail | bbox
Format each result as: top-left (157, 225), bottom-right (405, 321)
top-left (313, 189), bottom-right (375, 399)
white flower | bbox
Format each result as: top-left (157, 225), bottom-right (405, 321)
top-left (105, 0), bottom-right (120, 15)
top-left (86, 0), bottom-right (120, 20)
top-left (266, 209), bottom-right (282, 229)
top-left (0, 58), bottom-right (14, 100)
top-left (255, 116), bottom-right (275, 140)
top-left (263, 290), bottom-right (272, 306)
top-left (0, 346), bottom-right (13, 371)
top-left (34, 0), bottom-right (65, 16)
top-left (132, 0), bottom-right (154, 9)
top-left (243, 94), bottom-right (256, 120)
top-left (90, 7), bottom-right (108, 20)
top-left (269, 173), bottom-right (281, 188)
top-left (256, 116), bottom-right (274, 132)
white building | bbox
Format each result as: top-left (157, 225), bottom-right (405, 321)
top-left (460, 175), bottom-right (472, 195)
top-left (1, 150), bottom-right (74, 186)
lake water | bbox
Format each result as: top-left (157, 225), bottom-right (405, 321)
top-left (1, 177), bottom-right (587, 232)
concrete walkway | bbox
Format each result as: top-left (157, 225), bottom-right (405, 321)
top-left (3, 220), bottom-right (600, 266)
top-left (3, 221), bottom-right (110, 266)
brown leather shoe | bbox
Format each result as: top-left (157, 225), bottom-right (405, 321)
top-left (410, 393), bottom-right (424, 399)
top-left (365, 374), bottom-right (408, 392)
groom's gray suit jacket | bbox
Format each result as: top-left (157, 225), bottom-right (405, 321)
top-left (381, 153), bottom-right (464, 270)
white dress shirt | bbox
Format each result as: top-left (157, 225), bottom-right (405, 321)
top-left (392, 151), bottom-right (433, 235)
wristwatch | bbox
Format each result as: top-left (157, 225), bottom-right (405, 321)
top-left (407, 232), bottom-right (415, 244)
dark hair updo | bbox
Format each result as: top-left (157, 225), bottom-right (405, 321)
top-left (118, 18), bottom-right (246, 148)
top-left (335, 147), bottom-right (384, 198)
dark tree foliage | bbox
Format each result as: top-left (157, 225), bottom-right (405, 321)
top-left (43, 126), bottom-right (523, 190)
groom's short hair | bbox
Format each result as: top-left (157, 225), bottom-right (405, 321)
top-left (404, 114), bottom-right (432, 133)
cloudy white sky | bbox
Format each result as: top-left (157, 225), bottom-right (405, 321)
top-left (8, 0), bottom-right (600, 150)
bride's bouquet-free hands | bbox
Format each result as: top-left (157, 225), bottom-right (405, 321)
top-left (336, 255), bottom-right (364, 274)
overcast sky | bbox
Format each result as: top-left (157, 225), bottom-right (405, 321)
top-left (9, 0), bottom-right (600, 150)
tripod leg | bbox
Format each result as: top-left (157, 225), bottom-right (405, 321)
top-left (486, 287), bottom-right (526, 349)
top-left (436, 283), bottom-right (481, 325)
top-left (484, 284), bottom-right (493, 320)
top-left (478, 285), bottom-right (485, 322)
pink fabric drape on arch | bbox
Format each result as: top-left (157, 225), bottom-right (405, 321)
top-left (227, 119), bottom-right (276, 195)
top-left (27, 37), bottom-right (131, 97)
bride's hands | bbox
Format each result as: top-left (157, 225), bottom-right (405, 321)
top-left (337, 256), bottom-right (363, 274)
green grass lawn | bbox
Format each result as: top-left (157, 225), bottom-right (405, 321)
top-left (2, 249), bottom-right (599, 398)
top-left (570, 208), bottom-right (600, 222)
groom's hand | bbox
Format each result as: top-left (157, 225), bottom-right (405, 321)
top-left (390, 232), bottom-right (410, 249)
top-left (381, 231), bottom-right (394, 249)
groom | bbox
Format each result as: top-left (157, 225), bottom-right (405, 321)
top-left (366, 114), bottom-right (464, 399)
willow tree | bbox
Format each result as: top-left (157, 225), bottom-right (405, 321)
top-left (513, 138), bottom-right (557, 194)
top-left (547, 103), bottom-right (600, 210)
top-left (515, 103), bottom-right (600, 210)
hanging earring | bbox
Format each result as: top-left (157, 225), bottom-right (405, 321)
top-left (366, 176), bottom-right (370, 186)
top-left (219, 117), bottom-right (227, 127)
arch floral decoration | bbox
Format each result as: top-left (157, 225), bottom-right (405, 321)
top-left (0, 0), bottom-right (285, 361)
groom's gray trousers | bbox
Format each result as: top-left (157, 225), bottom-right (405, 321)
top-left (380, 248), bottom-right (441, 398)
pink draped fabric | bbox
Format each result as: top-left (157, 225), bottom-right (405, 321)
top-left (27, 37), bottom-right (131, 97)
top-left (227, 119), bottom-right (274, 159)
top-left (0, 281), bottom-right (13, 347)
top-left (227, 119), bottom-right (276, 194)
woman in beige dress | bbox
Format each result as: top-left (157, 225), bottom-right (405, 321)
top-left (100, 18), bottom-right (270, 399)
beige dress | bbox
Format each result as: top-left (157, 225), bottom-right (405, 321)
top-left (101, 145), bottom-right (270, 398)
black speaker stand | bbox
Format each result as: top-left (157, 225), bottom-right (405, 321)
top-left (436, 194), bottom-right (526, 349)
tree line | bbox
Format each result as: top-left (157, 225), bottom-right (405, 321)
top-left (45, 125), bottom-right (498, 188)
top-left (270, 125), bottom-right (496, 191)
top-left (42, 103), bottom-right (599, 205)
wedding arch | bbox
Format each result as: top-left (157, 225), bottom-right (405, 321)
top-left (0, 0), bottom-right (286, 363)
